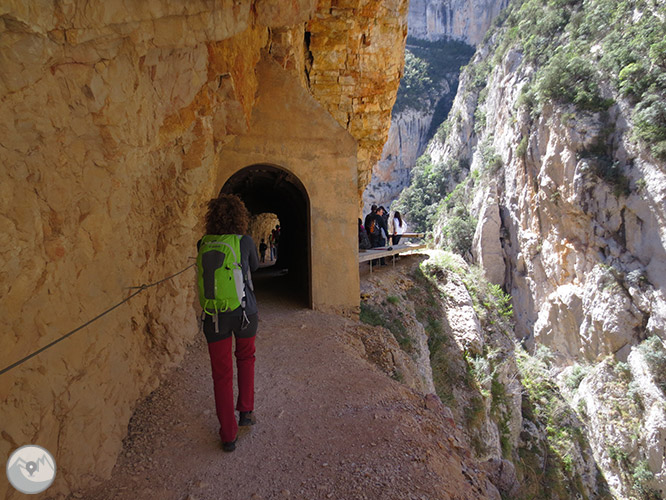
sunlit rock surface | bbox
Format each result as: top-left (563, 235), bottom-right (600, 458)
top-left (0, 1), bottom-right (408, 494)
top-left (408, 0), bottom-right (510, 45)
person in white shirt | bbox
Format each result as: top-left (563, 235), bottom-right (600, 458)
top-left (392, 211), bottom-right (406, 245)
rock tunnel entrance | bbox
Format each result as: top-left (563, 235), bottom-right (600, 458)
top-left (221, 164), bottom-right (312, 308)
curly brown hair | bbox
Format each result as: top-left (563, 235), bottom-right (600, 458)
top-left (204, 194), bottom-right (250, 234)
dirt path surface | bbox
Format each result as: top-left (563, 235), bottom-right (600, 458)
top-left (74, 264), bottom-right (493, 500)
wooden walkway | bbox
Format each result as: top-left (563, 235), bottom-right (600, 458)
top-left (358, 242), bottom-right (427, 272)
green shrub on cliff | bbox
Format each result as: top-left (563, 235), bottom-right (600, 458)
top-left (394, 38), bottom-right (474, 114)
top-left (440, 213), bottom-right (476, 256)
top-left (536, 49), bottom-right (613, 112)
top-left (638, 336), bottom-right (666, 393)
top-left (394, 51), bottom-right (433, 113)
top-left (360, 301), bottom-right (411, 352)
top-left (394, 154), bottom-right (470, 234)
top-left (489, 0), bottom-right (666, 158)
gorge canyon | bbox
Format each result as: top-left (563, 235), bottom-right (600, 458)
top-left (2, 0), bottom-right (666, 499)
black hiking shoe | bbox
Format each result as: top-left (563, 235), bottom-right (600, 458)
top-left (222, 439), bottom-right (237, 452)
top-left (239, 411), bottom-right (256, 426)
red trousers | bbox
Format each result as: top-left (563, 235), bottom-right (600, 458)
top-left (207, 336), bottom-right (255, 443)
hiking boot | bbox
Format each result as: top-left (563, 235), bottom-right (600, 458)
top-left (222, 439), bottom-right (237, 452)
top-left (239, 411), bottom-right (256, 426)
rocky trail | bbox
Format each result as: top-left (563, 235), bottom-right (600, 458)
top-left (72, 261), bottom-right (495, 500)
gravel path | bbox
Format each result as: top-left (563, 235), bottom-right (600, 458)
top-left (73, 265), bottom-right (492, 500)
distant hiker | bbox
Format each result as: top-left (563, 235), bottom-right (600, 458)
top-left (392, 211), bottom-right (407, 245)
top-left (268, 231), bottom-right (275, 261)
top-left (273, 225), bottom-right (280, 260)
top-left (366, 206), bottom-right (389, 248)
top-left (358, 218), bottom-right (371, 250)
top-left (379, 206), bottom-right (390, 243)
top-left (364, 204), bottom-right (377, 242)
top-left (197, 194), bottom-right (259, 453)
top-left (364, 205), bottom-right (389, 266)
top-left (259, 238), bottom-right (267, 263)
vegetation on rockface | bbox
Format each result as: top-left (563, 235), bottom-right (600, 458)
top-left (392, 154), bottom-right (472, 235)
top-left (637, 335), bottom-right (666, 394)
top-left (418, 252), bottom-right (517, 459)
top-left (516, 346), bottom-right (610, 500)
top-left (414, 256), bottom-right (622, 498)
top-left (428, 141), bottom-right (504, 260)
top-left (570, 356), bottom-right (662, 500)
top-left (493, 0), bottom-right (666, 160)
top-left (407, 262), bottom-right (459, 407)
top-left (359, 300), bottom-right (413, 353)
top-left (434, 174), bottom-right (477, 257)
top-left (361, 252), bottom-right (517, 454)
top-left (393, 38), bottom-right (475, 117)
top-left (420, 254), bottom-right (513, 336)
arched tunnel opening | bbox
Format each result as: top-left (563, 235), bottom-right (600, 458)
top-left (221, 164), bottom-right (311, 308)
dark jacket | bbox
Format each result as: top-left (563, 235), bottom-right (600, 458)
top-left (358, 222), bottom-right (371, 249)
top-left (365, 212), bottom-right (389, 247)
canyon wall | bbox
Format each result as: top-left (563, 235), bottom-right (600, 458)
top-left (363, 0), bottom-right (509, 216)
top-left (0, 1), bottom-right (407, 496)
top-left (426, 1), bottom-right (666, 496)
top-left (364, 108), bottom-right (438, 212)
top-left (408, 0), bottom-right (510, 45)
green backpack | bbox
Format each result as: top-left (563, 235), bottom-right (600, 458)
top-left (196, 234), bottom-right (246, 316)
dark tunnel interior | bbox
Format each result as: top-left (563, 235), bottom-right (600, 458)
top-left (221, 164), bottom-right (311, 307)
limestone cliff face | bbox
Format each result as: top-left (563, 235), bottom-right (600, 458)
top-left (363, 108), bottom-right (437, 211)
top-left (408, 0), bottom-right (510, 45)
top-left (428, 2), bottom-right (666, 495)
top-left (0, 1), bottom-right (407, 495)
top-left (362, 0), bottom-right (505, 214)
top-left (360, 251), bottom-right (524, 499)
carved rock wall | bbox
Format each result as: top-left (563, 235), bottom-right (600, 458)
top-left (306, 0), bottom-right (409, 198)
top-left (0, 1), bottom-right (408, 495)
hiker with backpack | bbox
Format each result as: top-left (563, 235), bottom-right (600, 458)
top-left (196, 194), bottom-right (259, 452)
top-left (364, 204), bottom-right (377, 242)
top-left (365, 205), bottom-right (389, 249)
top-left (364, 205), bottom-right (389, 266)
top-left (358, 218), bottom-right (371, 250)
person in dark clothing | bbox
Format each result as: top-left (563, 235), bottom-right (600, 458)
top-left (259, 238), bottom-right (268, 263)
top-left (364, 205), bottom-right (390, 266)
top-left (198, 194), bottom-right (259, 452)
top-left (378, 206), bottom-right (390, 237)
top-left (358, 218), bottom-right (371, 249)
top-left (364, 204), bottom-right (378, 240)
top-left (366, 206), bottom-right (389, 248)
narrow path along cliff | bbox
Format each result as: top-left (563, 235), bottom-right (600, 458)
top-left (72, 261), bottom-right (496, 500)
